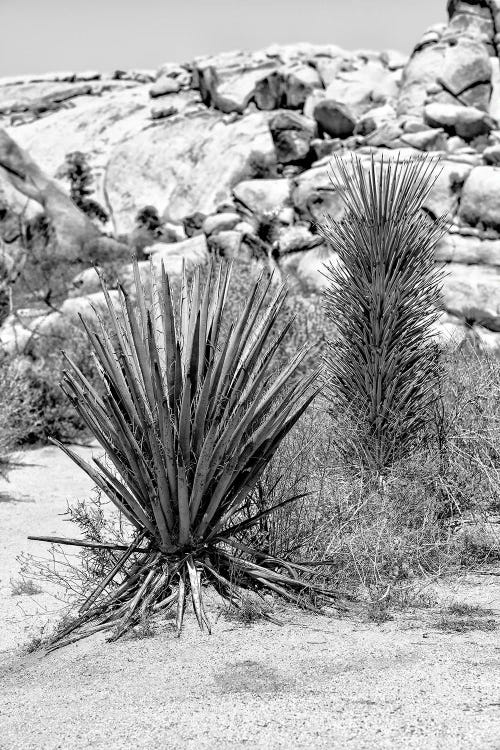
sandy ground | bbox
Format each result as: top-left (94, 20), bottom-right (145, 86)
top-left (1, 445), bottom-right (500, 750)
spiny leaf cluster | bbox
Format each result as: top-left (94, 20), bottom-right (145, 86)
top-left (321, 154), bottom-right (447, 473)
top-left (35, 259), bottom-right (342, 648)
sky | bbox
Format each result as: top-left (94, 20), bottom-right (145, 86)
top-left (0, 0), bottom-right (446, 77)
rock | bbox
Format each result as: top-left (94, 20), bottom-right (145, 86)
top-left (490, 56), bottom-right (500, 122)
top-left (268, 110), bottom-right (316, 165)
top-left (202, 212), bottom-right (241, 236)
top-left (324, 60), bottom-right (400, 117)
top-left (234, 220), bottom-right (256, 236)
top-left (482, 144), bottom-right (500, 165)
top-left (276, 207), bottom-right (295, 225)
top-left (423, 160), bottom-right (472, 220)
top-left (459, 166), bottom-right (500, 230)
top-left (397, 35), bottom-right (492, 119)
top-left (207, 230), bottom-right (242, 257)
top-left (470, 324), bottom-right (500, 352)
top-left (432, 312), bottom-right (468, 347)
top-left (113, 70), bottom-right (155, 83)
top-left (276, 224), bottom-right (318, 254)
top-left (313, 55), bottom-right (344, 87)
top-left (282, 64), bottom-right (323, 108)
top-left (355, 103), bottom-right (397, 135)
top-left (142, 234), bottom-right (209, 274)
top-left (313, 100), bottom-right (356, 139)
top-left (363, 121), bottom-right (404, 148)
top-left (0, 129), bottom-right (113, 262)
top-left (69, 267), bottom-right (101, 297)
top-left (155, 62), bottom-right (191, 88)
top-left (446, 135), bottom-right (469, 153)
top-left (295, 245), bottom-right (339, 292)
top-left (150, 105), bottom-right (178, 120)
top-left (435, 233), bottom-right (500, 265)
top-left (292, 162), bottom-right (346, 224)
top-left (149, 76), bottom-right (182, 97)
top-left (424, 102), bottom-right (495, 140)
top-left (60, 291), bottom-right (120, 321)
top-left (401, 118), bottom-right (429, 134)
top-left (0, 292), bottom-right (123, 354)
top-left (400, 128), bottom-right (447, 151)
top-left (161, 221), bottom-right (186, 242)
top-left (303, 89), bottom-right (328, 120)
top-left (380, 49), bottom-right (408, 71)
top-left (182, 212), bottom-right (206, 238)
top-left (446, 1), bottom-right (496, 54)
top-left (194, 51), bottom-right (282, 113)
top-left (443, 263), bottom-right (500, 331)
top-left (0, 313), bottom-right (34, 354)
top-left (106, 111), bottom-right (275, 232)
top-left (310, 138), bottom-right (343, 161)
top-left (232, 178), bottom-right (291, 214)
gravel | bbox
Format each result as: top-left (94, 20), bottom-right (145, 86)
top-left (1, 445), bottom-right (500, 750)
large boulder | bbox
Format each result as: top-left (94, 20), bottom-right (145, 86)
top-left (149, 76), bottom-right (181, 97)
top-left (193, 50), bottom-right (283, 113)
top-left (202, 212), bottom-right (241, 236)
top-left (276, 224), bottom-right (318, 255)
top-left (422, 160), bottom-right (472, 220)
top-left (268, 111), bottom-right (316, 164)
top-left (459, 166), bottom-right (500, 230)
top-left (442, 263), bottom-right (500, 330)
top-left (294, 245), bottom-right (339, 292)
top-left (144, 234), bottom-right (209, 272)
top-left (323, 60), bottom-right (400, 117)
top-left (106, 111), bottom-right (275, 232)
top-left (313, 100), bottom-right (357, 139)
top-left (207, 230), bottom-right (243, 258)
top-left (0, 129), bottom-right (123, 262)
top-left (282, 63), bottom-right (323, 108)
top-left (435, 233), bottom-right (500, 265)
top-left (397, 30), bottom-right (492, 119)
top-left (0, 291), bottom-right (120, 355)
top-left (424, 102), bottom-right (495, 140)
top-left (292, 162), bottom-right (346, 224)
top-left (232, 178), bottom-right (291, 214)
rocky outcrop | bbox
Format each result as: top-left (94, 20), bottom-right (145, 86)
top-left (105, 111), bottom-right (275, 231)
top-left (5, 8), bottom-right (500, 352)
top-left (0, 128), bottom-right (122, 262)
top-left (459, 165), bottom-right (500, 229)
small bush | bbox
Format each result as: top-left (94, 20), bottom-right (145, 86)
top-left (10, 577), bottom-right (43, 596)
top-left (0, 355), bottom-right (33, 474)
top-left (224, 595), bottom-right (275, 626)
top-left (59, 151), bottom-right (108, 224)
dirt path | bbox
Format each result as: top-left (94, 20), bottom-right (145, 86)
top-left (1, 446), bottom-right (500, 750)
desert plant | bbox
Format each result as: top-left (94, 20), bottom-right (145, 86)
top-left (135, 206), bottom-right (162, 234)
top-left (30, 259), bottom-right (345, 649)
top-left (321, 154), bottom-right (447, 474)
top-left (59, 151), bottom-right (108, 224)
top-left (0, 354), bottom-right (33, 475)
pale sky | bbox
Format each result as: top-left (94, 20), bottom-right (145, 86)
top-left (0, 0), bottom-right (446, 77)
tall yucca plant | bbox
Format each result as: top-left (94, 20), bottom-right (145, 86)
top-left (321, 154), bottom-right (447, 473)
top-left (30, 259), bottom-right (339, 648)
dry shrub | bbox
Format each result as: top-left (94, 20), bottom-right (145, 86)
top-left (0, 355), bottom-right (33, 474)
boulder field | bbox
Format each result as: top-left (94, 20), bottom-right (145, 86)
top-left (3, 0), bottom-right (500, 351)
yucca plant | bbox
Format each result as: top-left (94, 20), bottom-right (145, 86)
top-left (321, 154), bottom-right (447, 474)
top-left (29, 259), bottom-right (343, 648)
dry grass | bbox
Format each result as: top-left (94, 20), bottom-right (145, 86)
top-left (19, 339), bottom-right (500, 633)
top-left (435, 601), bottom-right (497, 633)
top-left (10, 578), bottom-right (43, 597)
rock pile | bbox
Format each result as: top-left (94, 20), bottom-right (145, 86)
top-left (3, 0), bottom-right (500, 351)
